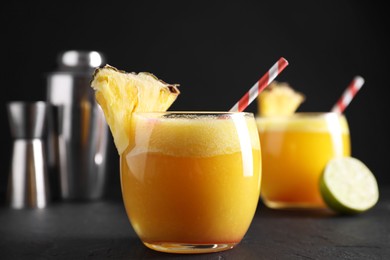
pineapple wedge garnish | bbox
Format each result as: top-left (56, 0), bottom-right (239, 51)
top-left (91, 64), bottom-right (180, 154)
top-left (258, 81), bottom-right (305, 116)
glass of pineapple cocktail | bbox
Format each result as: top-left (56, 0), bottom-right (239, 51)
top-left (91, 66), bottom-right (261, 253)
top-left (256, 82), bottom-right (351, 209)
top-left (257, 113), bottom-right (351, 209)
top-left (123, 111), bottom-right (261, 253)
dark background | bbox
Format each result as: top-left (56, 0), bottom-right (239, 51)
top-left (1, 1), bottom-right (389, 201)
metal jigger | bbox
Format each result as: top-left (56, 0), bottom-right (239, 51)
top-left (6, 101), bottom-right (50, 209)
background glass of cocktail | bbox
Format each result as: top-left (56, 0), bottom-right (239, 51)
top-left (256, 112), bottom-right (351, 209)
top-left (120, 111), bottom-right (261, 253)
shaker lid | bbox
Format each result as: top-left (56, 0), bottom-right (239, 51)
top-left (57, 50), bottom-right (105, 71)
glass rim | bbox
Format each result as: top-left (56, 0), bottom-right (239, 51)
top-left (256, 112), bottom-right (346, 119)
top-left (132, 111), bottom-right (255, 116)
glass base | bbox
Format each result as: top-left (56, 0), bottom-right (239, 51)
top-left (143, 242), bottom-right (237, 254)
top-left (263, 199), bottom-right (327, 209)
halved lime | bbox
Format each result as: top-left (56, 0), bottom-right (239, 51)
top-left (319, 157), bottom-right (379, 214)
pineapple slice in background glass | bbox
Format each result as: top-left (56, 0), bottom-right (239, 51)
top-left (257, 81), bottom-right (305, 116)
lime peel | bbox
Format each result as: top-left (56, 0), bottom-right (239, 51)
top-left (320, 157), bottom-right (379, 214)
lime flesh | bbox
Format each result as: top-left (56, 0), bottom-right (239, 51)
top-left (319, 157), bottom-right (379, 214)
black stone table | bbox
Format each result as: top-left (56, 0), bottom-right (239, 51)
top-left (1, 186), bottom-right (389, 259)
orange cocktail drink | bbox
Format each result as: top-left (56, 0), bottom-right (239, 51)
top-left (256, 112), bottom-right (350, 209)
top-left (121, 112), bottom-right (261, 253)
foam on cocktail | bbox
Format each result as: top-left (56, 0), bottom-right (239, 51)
top-left (128, 113), bottom-right (260, 157)
top-left (256, 113), bottom-right (350, 133)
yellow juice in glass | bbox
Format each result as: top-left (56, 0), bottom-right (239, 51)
top-left (121, 112), bottom-right (261, 253)
top-left (256, 112), bottom-right (350, 209)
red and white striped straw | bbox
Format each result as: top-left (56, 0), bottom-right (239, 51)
top-left (331, 76), bottom-right (365, 114)
top-left (229, 57), bottom-right (289, 112)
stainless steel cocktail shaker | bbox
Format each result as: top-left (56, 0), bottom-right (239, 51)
top-left (46, 50), bottom-right (109, 200)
